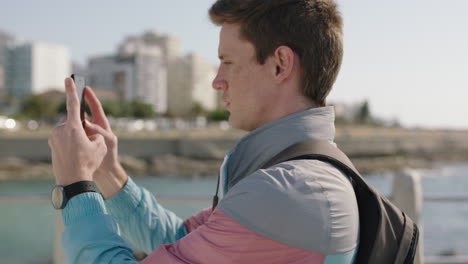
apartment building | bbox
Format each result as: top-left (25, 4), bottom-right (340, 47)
top-left (6, 41), bottom-right (71, 100)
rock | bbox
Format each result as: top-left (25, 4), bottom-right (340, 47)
top-left (178, 138), bottom-right (226, 160)
top-left (0, 158), bottom-right (53, 181)
top-left (0, 170), bottom-right (13, 180)
top-left (119, 155), bottom-right (148, 176)
top-left (151, 155), bottom-right (221, 177)
top-left (0, 157), bottom-right (29, 171)
top-left (351, 156), bottom-right (432, 175)
top-left (19, 163), bottom-right (53, 180)
top-left (439, 249), bottom-right (461, 257)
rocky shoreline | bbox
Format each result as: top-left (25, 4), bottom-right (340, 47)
top-left (0, 153), bottom-right (463, 182)
top-left (1, 127), bottom-right (468, 181)
top-left (0, 155), bottom-right (224, 181)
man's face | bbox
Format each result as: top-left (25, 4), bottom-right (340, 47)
top-left (212, 23), bottom-right (276, 131)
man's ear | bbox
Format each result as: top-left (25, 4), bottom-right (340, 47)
top-left (273, 46), bottom-right (295, 83)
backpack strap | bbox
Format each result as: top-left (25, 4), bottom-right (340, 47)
top-left (261, 140), bottom-right (366, 187)
top-left (261, 139), bottom-right (420, 264)
top-left (261, 140), bottom-right (354, 168)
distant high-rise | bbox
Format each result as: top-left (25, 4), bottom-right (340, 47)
top-left (142, 30), bottom-right (181, 66)
top-left (167, 53), bottom-right (218, 117)
top-left (88, 30), bottom-right (218, 116)
top-left (0, 31), bottom-right (13, 66)
top-left (88, 37), bottom-right (167, 113)
top-left (88, 55), bottom-right (120, 92)
top-left (130, 40), bottom-right (167, 113)
top-left (0, 30), bottom-right (14, 103)
top-left (6, 41), bottom-right (71, 101)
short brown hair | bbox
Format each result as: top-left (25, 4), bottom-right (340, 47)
top-left (209, 0), bottom-right (343, 106)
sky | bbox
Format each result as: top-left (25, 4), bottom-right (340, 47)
top-left (1, 0), bottom-right (467, 129)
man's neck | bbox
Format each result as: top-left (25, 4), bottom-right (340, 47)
top-left (248, 95), bottom-right (318, 132)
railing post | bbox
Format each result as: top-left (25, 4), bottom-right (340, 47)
top-left (54, 210), bottom-right (66, 264)
top-left (392, 169), bottom-right (424, 264)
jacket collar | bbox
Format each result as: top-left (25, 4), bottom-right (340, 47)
top-left (226, 106), bottom-right (336, 191)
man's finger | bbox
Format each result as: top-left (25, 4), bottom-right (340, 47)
top-left (85, 120), bottom-right (109, 137)
top-left (89, 133), bottom-right (104, 143)
top-left (84, 86), bottom-right (110, 130)
top-left (55, 122), bottom-right (67, 129)
top-left (89, 134), bottom-right (108, 157)
top-left (85, 112), bottom-right (92, 122)
top-left (65, 77), bottom-right (81, 123)
top-left (55, 115), bottom-right (67, 127)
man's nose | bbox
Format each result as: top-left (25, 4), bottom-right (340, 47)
top-left (212, 75), bottom-right (227, 91)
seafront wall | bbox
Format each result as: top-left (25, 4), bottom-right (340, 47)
top-left (0, 137), bottom-right (233, 160)
top-left (1, 129), bottom-right (468, 180)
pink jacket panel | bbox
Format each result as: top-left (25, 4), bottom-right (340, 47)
top-left (183, 207), bottom-right (212, 232)
top-left (141, 208), bottom-right (325, 264)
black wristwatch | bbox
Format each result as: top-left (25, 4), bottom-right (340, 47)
top-left (51, 181), bottom-right (98, 210)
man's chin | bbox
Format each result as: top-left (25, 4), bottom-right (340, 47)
top-left (228, 116), bottom-right (254, 132)
top-left (227, 115), bottom-right (236, 128)
top-left (228, 115), bottom-right (241, 130)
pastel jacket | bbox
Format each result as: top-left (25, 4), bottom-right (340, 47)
top-left (61, 106), bottom-right (359, 263)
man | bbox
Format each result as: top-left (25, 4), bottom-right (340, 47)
top-left (48, 0), bottom-right (359, 263)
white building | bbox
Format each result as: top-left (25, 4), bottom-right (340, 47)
top-left (88, 30), bottom-right (218, 116)
top-left (190, 54), bottom-right (218, 112)
top-left (7, 41), bottom-right (71, 100)
top-left (0, 31), bottom-right (13, 66)
top-left (0, 66), bottom-right (4, 103)
top-left (130, 41), bottom-right (167, 113)
top-left (332, 102), bottom-right (363, 121)
top-left (0, 31), bottom-right (14, 103)
top-left (88, 37), bottom-right (167, 113)
top-left (142, 30), bottom-right (181, 66)
top-left (167, 53), bottom-right (218, 116)
top-left (88, 55), bottom-right (120, 91)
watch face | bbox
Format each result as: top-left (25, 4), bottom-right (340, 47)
top-left (51, 186), bottom-right (65, 209)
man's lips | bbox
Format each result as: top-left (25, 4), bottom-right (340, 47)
top-left (222, 93), bottom-right (230, 110)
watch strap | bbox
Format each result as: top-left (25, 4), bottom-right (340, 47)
top-left (64, 181), bottom-right (98, 200)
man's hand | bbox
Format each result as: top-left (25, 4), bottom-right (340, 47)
top-left (49, 78), bottom-right (107, 186)
top-left (82, 86), bottom-right (128, 199)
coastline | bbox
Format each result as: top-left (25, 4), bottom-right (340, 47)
top-left (1, 126), bottom-right (468, 181)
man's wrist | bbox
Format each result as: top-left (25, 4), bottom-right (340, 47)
top-left (95, 163), bottom-right (128, 199)
top-left (51, 180), bottom-right (99, 210)
top-left (55, 173), bottom-right (93, 187)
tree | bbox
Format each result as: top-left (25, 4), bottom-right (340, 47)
top-left (101, 101), bottom-right (123, 117)
top-left (19, 95), bottom-right (60, 120)
top-left (355, 100), bottom-right (372, 124)
top-left (129, 101), bottom-right (155, 118)
top-left (208, 109), bottom-right (230, 121)
top-left (58, 99), bottom-right (156, 119)
top-left (192, 102), bottom-right (208, 117)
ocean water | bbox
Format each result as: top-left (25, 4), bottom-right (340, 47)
top-left (0, 163), bottom-right (467, 263)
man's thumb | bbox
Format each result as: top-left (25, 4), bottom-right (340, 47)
top-left (85, 120), bottom-right (107, 136)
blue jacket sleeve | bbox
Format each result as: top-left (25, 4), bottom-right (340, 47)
top-left (61, 192), bottom-right (138, 264)
top-left (104, 177), bottom-right (188, 254)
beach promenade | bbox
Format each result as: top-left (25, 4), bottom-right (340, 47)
top-left (1, 126), bottom-right (468, 180)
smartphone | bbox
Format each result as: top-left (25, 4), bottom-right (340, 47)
top-left (70, 74), bottom-right (86, 128)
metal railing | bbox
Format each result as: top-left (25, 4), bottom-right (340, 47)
top-left (0, 194), bottom-right (211, 264)
top-left (392, 170), bottom-right (468, 264)
top-left (0, 194), bottom-right (212, 203)
top-left (1, 172), bottom-right (468, 264)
